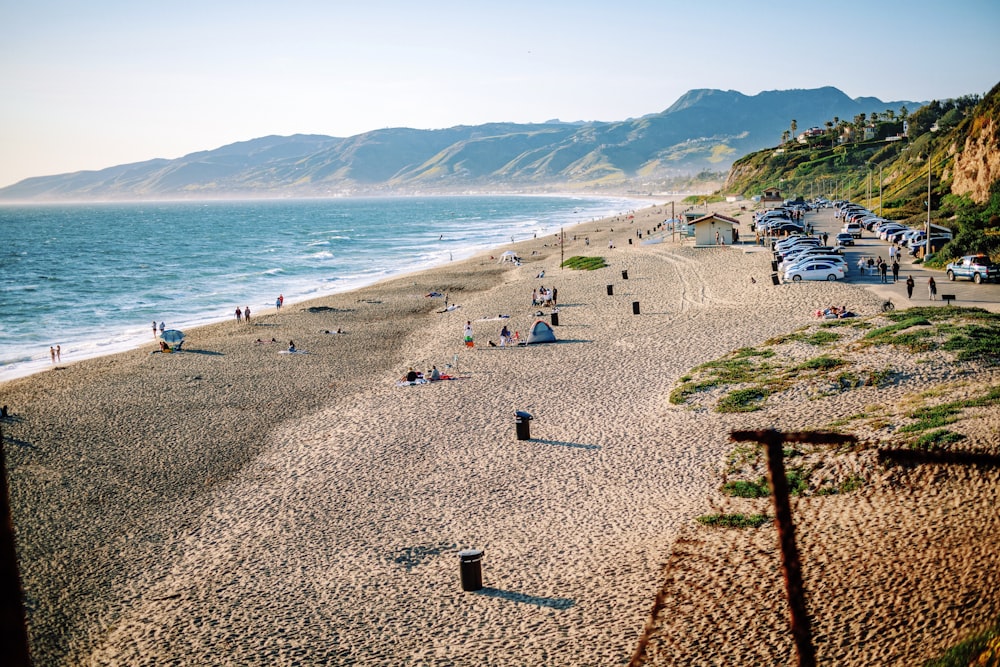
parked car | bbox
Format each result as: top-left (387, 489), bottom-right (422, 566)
top-left (835, 232), bottom-right (855, 246)
top-left (945, 255), bottom-right (1000, 284)
top-left (783, 255), bottom-right (849, 273)
top-left (841, 222), bottom-right (862, 239)
top-left (784, 261), bottom-right (846, 282)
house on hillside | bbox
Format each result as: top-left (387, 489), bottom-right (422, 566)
top-left (760, 187), bottom-right (783, 208)
top-left (689, 213), bottom-right (740, 247)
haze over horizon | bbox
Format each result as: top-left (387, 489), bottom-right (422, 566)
top-left (2, 0), bottom-right (998, 189)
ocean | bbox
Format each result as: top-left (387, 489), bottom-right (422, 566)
top-left (0, 195), bottom-right (647, 382)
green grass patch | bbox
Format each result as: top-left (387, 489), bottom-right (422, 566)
top-left (560, 255), bottom-right (607, 270)
top-left (786, 468), bottom-right (809, 496)
top-left (839, 475), bottom-right (865, 493)
top-left (911, 429), bottom-right (965, 450)
top-left (924, 617), bottom-right (1000, 667)
top-left (866, 367), bottom-right (894, 387)
top-left (805, 330), bottom-right (841, 345)
top-left (794, 355), bottom-right (847, 371)
top-left (722, 478), bottom-right (770, 498)
top-left (717, 387), bottom-right (768, 413)
top-left (725, 443), bottom-right (760, 474)
top-left (886, 330), bottom-right (938, 353)
top-left (899, 404), bottom-right (963, 433)
top-left (864, 316), bottom-right (933, 340)
top-left (696, 513), bottom-right (769, 528)
top-left (668, 379), bottom-right (720, 405)
top-left (942, 324), bottom-right (1000, 363)
top-left (734, 347), bottom-right (776, 359)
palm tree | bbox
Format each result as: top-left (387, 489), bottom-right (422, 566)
top-left (781, 130), bottom-right (791, 145)
top-left (790, 119), bottom-right (798, 140)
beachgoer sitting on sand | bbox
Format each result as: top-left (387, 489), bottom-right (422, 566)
top-left (406, 368), bottom-right (419, 382)
top-left (288, 341), bottom-right (296, 352)
top-left (429, 366), bottom-right (441, 381)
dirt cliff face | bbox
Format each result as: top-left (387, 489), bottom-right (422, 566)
top-left (952, 116), bottom-right (1000, 204)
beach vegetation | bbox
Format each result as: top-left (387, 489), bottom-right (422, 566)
top-left (696, 513), bottom-right (769, 528)
top-left (669, 379), bottom-right (720, 405)
top-left (805, 330), bottom-right (841, 345)
top-left (910, 429), bottom-right (965, 450)
top-left (725, 443), bottom-right (761, 473)
top-left (794, 355), bottom-right (846, 371)
top-left (717, 387), bottom-right (768, 412)
top-left (864, 316), bottom-right (933, 340)
top-left (942, 324), bottom-right (1000, 363)
top-left (866, 367), bottom-right (895, 387)
top-left (560, 255), bottom-right (607, 270)
top-left (899, 404), bottom-right (963, 433)
top-left (722, 477), bottom-right (770, 498)
top-left (924, 617), bottom-right (1000, 667)
top-left (734, 346), bottom-right (775, 359)
top-left (786, 468), bottom-right (809, 496)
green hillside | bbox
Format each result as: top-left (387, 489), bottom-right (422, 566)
top-left (723, 82), bottom-right (1000, 266)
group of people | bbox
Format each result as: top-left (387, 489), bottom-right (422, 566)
top-left (857, 256), bottom-right (901, 283)
top-left (816, 305), bottom-right (856, 319)
top-left (49, 345), bottom-right (62, 362)
top-left (402, 365), bottom-right (443, 383)
top-left (235, 306), bottom-right (251, 322)
top-left (532, 285), bottom-right (557, 307)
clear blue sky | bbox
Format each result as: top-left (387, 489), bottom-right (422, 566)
top-left (2, 0), bottom-right (998, 187)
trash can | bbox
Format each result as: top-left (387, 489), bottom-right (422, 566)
top-left (606, 284), bottom-right (614, 296)
top-left (515, 411), bottom-right (533, 440)
top-left (459, 549), bottom-right (483, 591)
top-left (628, 238), bottom-right (632, 245)
top-left (770, 273), bottom-right (780, 286)
top-left (632, 301), bottom-right (640, 315)
top-left (770, 260), bottom-right (778, 272)
top-left (550, 311), bottom-right (559, 326)
top-left (621, 269), bottom-right (628, 280)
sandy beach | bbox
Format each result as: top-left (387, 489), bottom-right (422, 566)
top-left (2, 201), bottom-right (998, 665)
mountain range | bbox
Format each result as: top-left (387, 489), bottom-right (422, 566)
top-left (0, 86), bottom-right (922, 201)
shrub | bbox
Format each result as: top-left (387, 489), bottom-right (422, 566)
top-left (717, 387), bottom-right (768, 413)
top-left (696, 513), bottom-right (770, 528)
top-left (722, 478), bottom-right (770, 498)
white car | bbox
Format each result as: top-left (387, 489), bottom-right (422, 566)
top-left (784, 261), bottom-right (846, 282)
top-left (783, 255), bottom-right (849, 273)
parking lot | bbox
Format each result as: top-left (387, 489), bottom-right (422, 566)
top-left (801, 207), bottom-right (1000, 313)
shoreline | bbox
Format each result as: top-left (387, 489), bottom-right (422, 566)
top-left (5, 200), bottom-right (995, 665)
top-left (0, 194), bottom-right (660, 384)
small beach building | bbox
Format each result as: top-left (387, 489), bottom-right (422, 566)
top-left (760, 187), bottom-right (783, 208)
top-left (689, 213), bottom-right (740, 247)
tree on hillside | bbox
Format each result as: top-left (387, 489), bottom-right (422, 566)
top-left (886, 109), bottom-right (895, 121)
top-left (899, 106), bottom-right (908, 121)
top-left (790, 119), bottom-right (798, 139)
top-left (781, 130), bottom-right (791, 145)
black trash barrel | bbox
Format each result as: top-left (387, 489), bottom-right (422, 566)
top-left (550, 311), bottom-right (559, 326)
top-left (515, 410), bottom-right (533, 440)
top-left (632, 301), bottom-right (640, 315)
top-left (771, 260), bottom-right (778, 271)
top-left (628, 238), bottom-right (632, 245)
top-left (606, 284), bottom-right (614, 296)
top-left (770, 273), bottom-right (780, 286)
top-left (459, 549), bottom-right (483, 591)
top-left (621, 269), bottom-right (628, 280)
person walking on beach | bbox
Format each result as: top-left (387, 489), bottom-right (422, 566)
top-left (50, 346), bottom-right (56, 363)
top-left (235, 306), bottom-right (243, 323)
top-left (159, 322), bottom-right (166, 334)
top-left (928, 276), bottom-right (937, 300)
top-left (906, 275), bottom-right (915, 299)
top-left (891, 260), bottom-right (899, 283)
top-left (463, 321), bottom-right (474, 348)
top-left (244, 306), bottom-right (251, 323)
top-left (56, 345), bottom-right (61, 362)
top-left (152, 321), bottom-right (158, 338)
top-left (278, 294), bottom-right (284, 310)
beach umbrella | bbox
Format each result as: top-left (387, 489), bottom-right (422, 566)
top-left (159, 329), bottom-right (186, 349)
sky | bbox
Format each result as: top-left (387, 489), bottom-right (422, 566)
top-left (2, 0), bottom-right (998, 188)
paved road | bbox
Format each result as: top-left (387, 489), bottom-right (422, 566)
top-left (800, 207), bottom-right (1000, 313)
